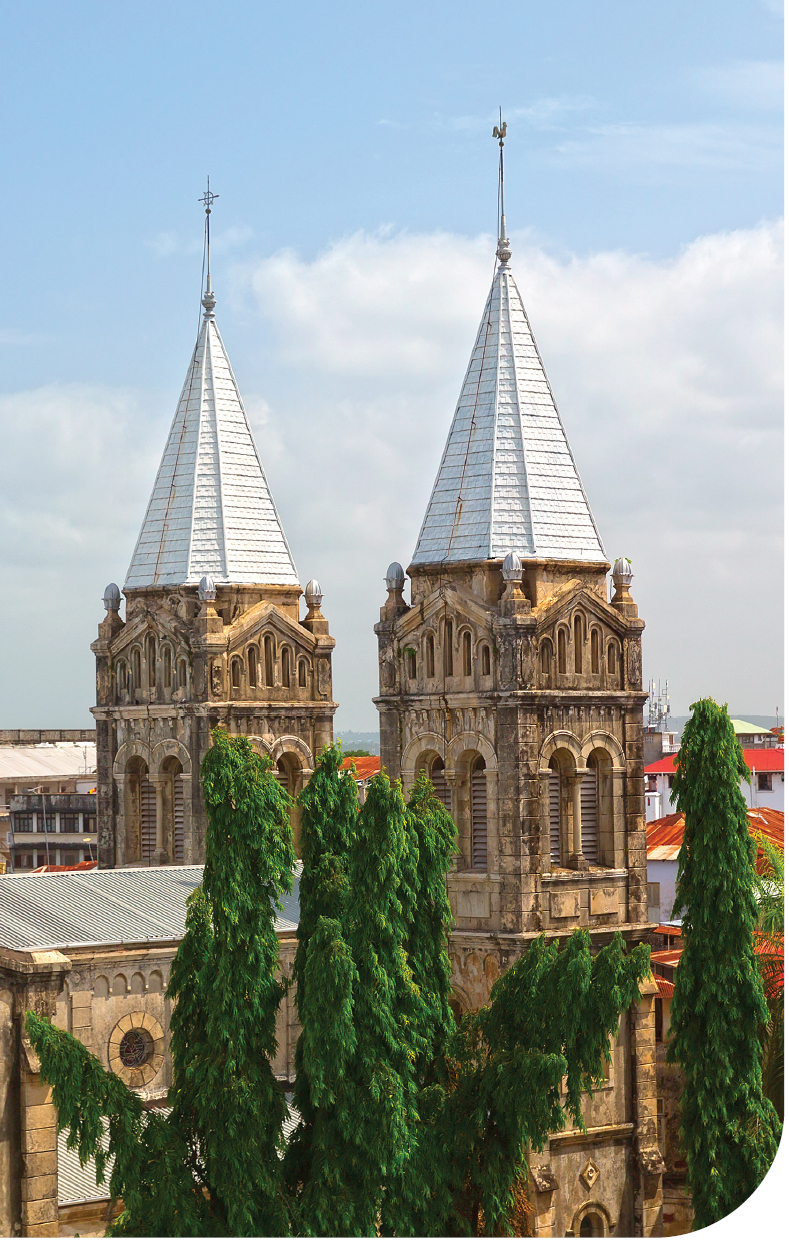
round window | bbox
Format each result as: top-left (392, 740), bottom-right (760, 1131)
top-left (119, 1028), bottom-right (154, 1068)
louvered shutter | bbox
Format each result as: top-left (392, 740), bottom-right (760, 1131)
top-left (275, 766), bottom-right (290, 794)
top-left (140, 778), bottom-right (156, 864)
top-left (580, 770), bottom-right (598, 864)
top-left (471, 768), bottom-right (487, 871)
top-left (173, 776), bottom-right (184, 864)
top-left (549, 772), bottom-right (561, 864)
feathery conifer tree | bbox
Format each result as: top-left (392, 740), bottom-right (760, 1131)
top-left (28, 730), bottom-right (295, 1237)
top-left (667, 699), bottom-right (781, 1229)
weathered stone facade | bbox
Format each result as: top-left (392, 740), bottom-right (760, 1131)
top-left (375, 555), bottom-right (663, 1235)
top-left (91, 581), bottom-right (336, 868)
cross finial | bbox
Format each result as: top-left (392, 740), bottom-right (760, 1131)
top-left (200, 177), bottom-right (218, 317)
top-left (492, 111), bottom-right (511, 265)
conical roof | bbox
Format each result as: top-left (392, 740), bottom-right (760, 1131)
top-left (411, 249), bottom-right (605, 566)
top-left (125, 287), bottom-right (298, 590)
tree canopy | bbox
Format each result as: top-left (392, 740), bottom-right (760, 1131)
top-left (667, 698), bottom-right (781, 1230)
top-left (28, 732), bottom-right (651, 1236)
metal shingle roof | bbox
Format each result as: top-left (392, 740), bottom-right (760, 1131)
top-left (0, 865), bottom-right (300, 952)
top-left (412, 254), bottom-right (605, 567)
top-left (0, 742), bottom-right (97, 781)
top-left (125, 293), bottom-right (298, 590)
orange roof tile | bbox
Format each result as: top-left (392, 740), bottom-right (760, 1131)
top-left (646, 808), bottom-right (783, 866)
top-left (645, 748), bottom-right (784, 774)
top-left (654, 975), bottom-right (675, 999)
top-left (30, 860), bottom-right (98, 873)
top-left (340, 756), bottom-right (381, 782)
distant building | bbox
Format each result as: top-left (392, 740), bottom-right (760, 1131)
top-left (0, 739), bottom-right (97, 873)
top-left (8, 793), bottom-right (98, 872)
top-left (646, 807), bottom-right (783, 924)
top-left (340, 754), bottom-right (381, 803)
top-left (644, 747), bottom-right (784, 821)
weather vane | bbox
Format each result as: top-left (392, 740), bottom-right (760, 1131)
top-left (492, 112), bottom-right (510, 265)
top-left (200, 176), bottom-right (218, 215)
top-left (200, 177), bottom-right (218, 316)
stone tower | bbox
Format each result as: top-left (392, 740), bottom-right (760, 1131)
top-left (92, 273), bottom-right (336, 869)
top-left (374, 206), bottom-right (664, 1233)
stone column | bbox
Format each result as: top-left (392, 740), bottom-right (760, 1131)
top-left (631, 973), bottom-right (665, 1237)
top-left (568, 774), bottom-right (588, 871)
top-left (151, 775), bottom-right (168, 867)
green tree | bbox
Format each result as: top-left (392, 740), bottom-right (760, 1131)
top-left (752, 831), bottom-right (784, 1122)
top-left (27, 730), bottom-right (296, 1237)
top-left (667, 699), bottom-right (781, 1230)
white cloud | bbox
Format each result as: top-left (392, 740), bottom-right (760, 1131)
top-left (0, 222), bottom-right (782, 728)
top-left (240, 221), bottom-right (783, 724)
top-left (556, 121), bottom-right (782, 174)
top-left (695, 60), bottom-right (784, 111)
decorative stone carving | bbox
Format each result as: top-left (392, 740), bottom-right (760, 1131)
top-left (580, 1158), bottom-right (600, 1189)
top-left (627, 640), bottom-right (642, 688)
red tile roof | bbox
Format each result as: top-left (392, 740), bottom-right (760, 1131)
top-left (645, 748), bottom-right (784, 774)
top-left (340, 756), bottom-right (381, 782)
top-left (646, 808), bottom-right (783, 868)
top-left (30, 860), bottom-right (98, 873)
top-left (654, 975), bottom-right (675, 999)
top-left (651, 949), bottom-right (683, 968)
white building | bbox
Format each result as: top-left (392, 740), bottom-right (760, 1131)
top-left (644, 746), bottom-right (784, 822)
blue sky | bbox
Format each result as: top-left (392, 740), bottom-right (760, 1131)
top-left (0, 0), bottom-right (783, 729)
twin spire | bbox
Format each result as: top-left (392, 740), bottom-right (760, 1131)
top-left (411, 120), bottom-right (605, 567)
top-left (124, 182), bottom-right (298, 591)
top-left (126, 136), bottom-right (605, 593)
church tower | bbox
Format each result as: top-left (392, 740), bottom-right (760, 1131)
top-left (92, 221), bottom-right (336, 869)
top-left (374, 134), bottom-right (663, 1235)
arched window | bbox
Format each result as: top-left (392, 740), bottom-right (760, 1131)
top-left (264, 635), bottom-right (275, 687)
top-left (281, 647), bottom-right (291, 689)
top-left (426, 632), bottom-right (435, 679)
top-left (607, 642), bottom-right (617, 675)
top-left (574, 616), bottom-right (583, 673)
top-left (116, 661), bottom-right (128, 696)
top-left (162, 646), bottom-right (172, 687)
top-left (443, 619), bottom-right (454, 676)
top-left (558, 629), bottom-right (567, 674)
top-left (131, 648), bottom-right (141, 690)
top-left (548, 759), bottom-right (561, 865)
top-left (471, 756), bottom-right (487, 871)
top-left (145, 634), bottom-right (156, 688)
top-left (481, 644), bottom-right (491, 676)
top-left (429, 757), bottom-right (452, 815)
top-left (230, 658), bottom-right (241, 690)
top-left (591, 629), bottom-right (600, 674)
top-left (540, 640), bottom-right (551, 675)
top-left (405, 648), bottom-right (416, 680)
top-left (298, 659), bottom-right (307, 689)
top-left (580, 757), bottom-right (599, 864)
top-left (247, 647), bottom-right (257, 688)
top-left (462, 631), bottom-right (472, 677)
top-left (177, 658), bottom-right (187, 689)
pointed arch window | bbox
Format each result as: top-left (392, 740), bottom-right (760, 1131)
top-left (574, 616), bottom-right (583, 673)
top-left (230, 658), bottom-right (242, 691)
top-left (558, 629), bottom-right (567, 675)
top-left (607, 642), bottom-right (617, 675)
top-left (481, 644), bottom-right (491, 677)
top-left (426, 633), bottom-right (435, 679)
top-left (264, 635), bottom-right (275, 687)
top-left (462, 631), bottom-right (472, 677)
top-left (247, 647), bottom-right (257, 688)
top-left (162, 646), bottom-right (172, 688)
top-left (145, 634), bottom-right (156, 688)
top-left (177, 658), bottom-right (187, 689)
top-left (405, 648), bottom-right (416, 681)
top-left (298, 659), bottom-right (308, 689)
top-left (281, 647), bottom-right (291, 689)
top-left (116, 661), bottom-right (128, 697)
top-left (540, 639), bottom-right (552, 675)
top-left (443, 620), bottom-right (454, 676)
top-left (131, 648), bottom-right (141, 690)
top-left (591, 630), bottom-right (600, 674)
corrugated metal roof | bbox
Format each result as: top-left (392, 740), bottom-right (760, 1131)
top-left (0, 865), bottom-right (300, 952)
top-left (412, 251), bottom-right (605, 567)
top-left (0, 742), bottom-right (96, 781)
top-left (58, 1127), bottom-right (113, 1206)
top-left (125, 291), bottom-right (298, 590)
top-left (646, 808), bottom-right (783, 865)
top-left (645, 748), bottom-right (784, 774)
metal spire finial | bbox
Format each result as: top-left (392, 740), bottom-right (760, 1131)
top-left (492, 112), bottom-right (511, 265)
top-left (200, 177), bottom-right (218, 317)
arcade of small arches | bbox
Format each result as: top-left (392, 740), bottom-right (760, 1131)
top-left (112, 630), bottom-right (314, 705)
top-left (112, 733), bottom-right (315, 866)
top-left (402, 620), bottom-right (493, 687)
top-left (538, 612), bottom-right (622, 688)
top-left (402, 728), bottom-right (626, 876)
